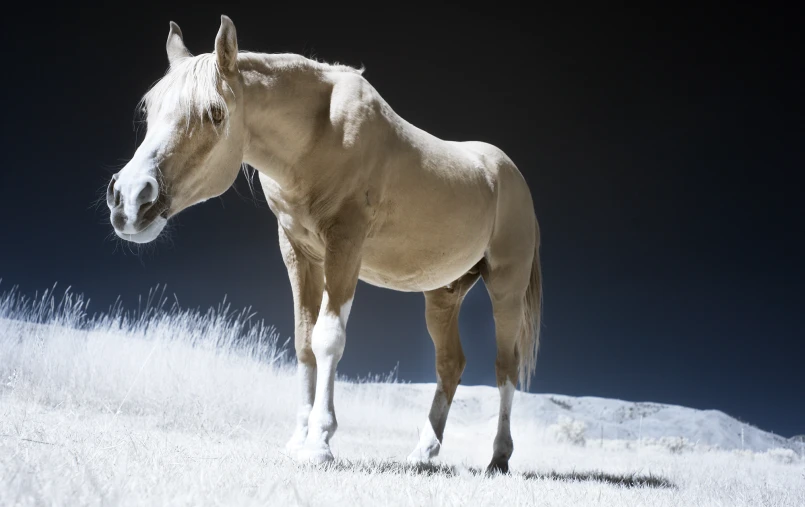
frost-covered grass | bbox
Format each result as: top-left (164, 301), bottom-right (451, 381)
top-left (1, 285), bottom-right (803, 506)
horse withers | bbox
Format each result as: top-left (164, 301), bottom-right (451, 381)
top-left (106, 15), bottom-right (542, 473)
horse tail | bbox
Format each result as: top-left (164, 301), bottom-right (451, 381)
top-left (518, 217), bottom-right (542, 390)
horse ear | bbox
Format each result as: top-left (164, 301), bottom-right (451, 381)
top-left (166, 21), bottom-right (190, 66)
top-left (215, 15), bottom-right (239, 74)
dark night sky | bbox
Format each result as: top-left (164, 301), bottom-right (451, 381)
top-left (1, 5), bottom-right (802, 436)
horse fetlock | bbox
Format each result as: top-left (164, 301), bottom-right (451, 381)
top-left (493, 433), bottom-right (514, 459)
top-left (307, 411), bottom-right (338, 442)
top-left (408, 416), bottom-right (443, 463)
top-left (408, 435), bottom-right (441, 463)
top-left (299, 422), bottom-right (336, 464)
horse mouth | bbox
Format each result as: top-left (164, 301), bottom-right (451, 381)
top-left (114, 215), bottom-right (168, 244)
top-left (110, 186), bottom-right (171, 243)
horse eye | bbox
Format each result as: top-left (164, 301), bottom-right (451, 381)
top-left (210, 106), bottom-right (225, 124)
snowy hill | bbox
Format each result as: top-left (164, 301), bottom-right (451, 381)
top-left (346, 382), bottom-right (795, 453)
top-left (0, 313), bottom-right (795, 454)
top-left (1, 289), bottom-right (802, 506)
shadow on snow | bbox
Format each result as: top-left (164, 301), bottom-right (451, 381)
top-left (318, 459), bottom-right (676, 489)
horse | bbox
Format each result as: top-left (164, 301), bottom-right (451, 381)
top-left (106, 15), bottom-right (542, 473)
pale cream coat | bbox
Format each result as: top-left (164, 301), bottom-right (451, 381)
top-left (106, 16), bottom-right (541, 473)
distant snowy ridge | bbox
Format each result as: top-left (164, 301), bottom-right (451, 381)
top-left (368, 383), bottom-right (798, 453)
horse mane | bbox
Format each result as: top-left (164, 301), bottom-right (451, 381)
top-left (139, 52), bottom-right (363, 126)
top-left (238, 51), bottom-right (365, 76)
top-left (140, 54), bottom-right (227, 126)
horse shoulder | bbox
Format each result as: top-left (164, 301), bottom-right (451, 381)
top-left (328, 73), bottom-right (384, 150)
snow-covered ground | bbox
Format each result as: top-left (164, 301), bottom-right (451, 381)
top-left (1, 287), bottom-right (802, 506)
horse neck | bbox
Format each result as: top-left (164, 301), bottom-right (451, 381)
top-left (240, 56), bottom-right (333, 187)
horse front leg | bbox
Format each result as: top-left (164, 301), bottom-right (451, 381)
top-left (297, 211), bottom-right (365, 464)
top-left (279, 226), bottom-right (324, 455)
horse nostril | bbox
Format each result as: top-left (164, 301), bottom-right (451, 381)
top-left (106, 175), bottom-right (121, 208)
top-left (111, 210), bottom-right (126, 231)
top-left (134, 177), bottom-right (159, 207)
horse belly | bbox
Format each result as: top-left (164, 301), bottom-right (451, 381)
top-left (358, 219), bottom-right (492, 292)
top-left (358, 255), bottom-right (478, 292)
top-left (359, 165), bottom-right (497, 291)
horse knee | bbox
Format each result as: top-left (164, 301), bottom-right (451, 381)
top-left (436, 351), bottom-right (466, 390)
top-left (296, 345), bottom-right (316, 365)
top-left (311, 315), bottom-right (346, 360)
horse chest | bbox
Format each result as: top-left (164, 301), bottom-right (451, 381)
top-left (266, 194), bottom-right (326, 257)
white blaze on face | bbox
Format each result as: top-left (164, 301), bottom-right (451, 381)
top-left (115, 174), bottom-right (159, 224)
top-left (111, 158), bottom-right (167, 243)
top-left (109, 126), bottom-right (173, 243)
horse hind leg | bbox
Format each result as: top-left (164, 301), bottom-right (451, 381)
top-left (484, 294), bottom-right (523, 473)
top-left (407, 267), bottom-right (481, 464)
top-left (482, 215), bottom-right (541, 474)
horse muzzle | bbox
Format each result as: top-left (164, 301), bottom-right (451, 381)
top-left (107, 172), bottom-right (169, 243)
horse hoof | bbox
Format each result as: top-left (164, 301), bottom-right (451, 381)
top-left (406, 451), bottom-right (430, 465)
top-left (407, 446), bottom-right (439, 465)
top-left (296, 445), bottom-right (334, 464)
top-left (485, 459), bottom-right (509, 475)
top-left (407, 437), bottom-right (441, 464)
